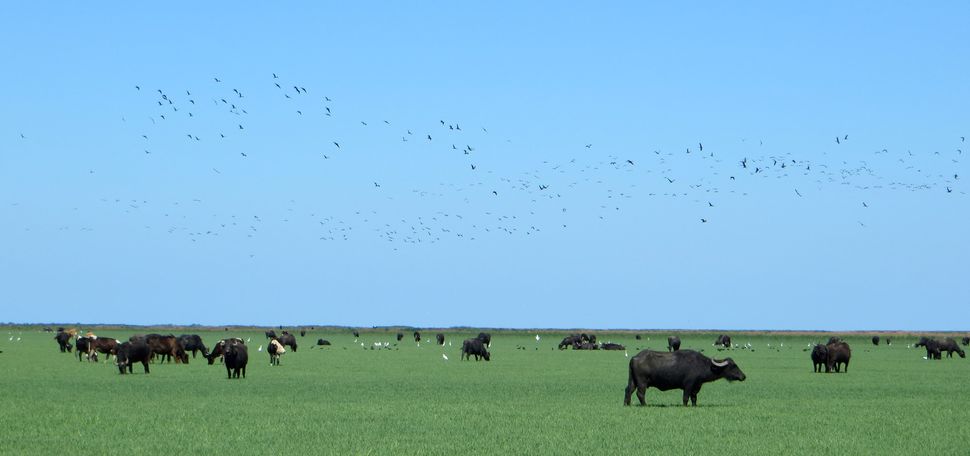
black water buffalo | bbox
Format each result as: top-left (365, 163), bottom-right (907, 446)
top-left (436, 333), bottom-right (445, 345)
top-left (939, 338), bottom-right (965, 358)
top-left (277, 333), bottom-right (298, 352)
top-left (575, 342), bottom-right (599, 350)
top-left (915, 337), bottom-right (942, 360)
top-left (316, 339), bottom-right (331, 346)
top-left (89, 338), bottom-right (119, 362)
top-left (265, 330), bottom-right (277, 339)
top-left (396, 332), bottom-right (404, 341)
top-left (962, 336), bottom-right (969, 346)
top-left (559, 334), bottom-right (582, 350)
top-left (300, 330), bottom-right (306, 337)
top-left (811, 344), bottom-right (828, 373)
top-left (624, 350), bottom-right (746, 406)
top-left (224, 340), bottom-right (248, 379)
top-left (413, 331), bottom-right (421, 342)
top-left (667, 336), bottom-right (681, 352)
top-left (827, 337), bottom-right (842, 345)
top-left (177, 335), bottom-right (208, 359)
top-left (139, 334), bottom-right (188, 364)
top-left (826, 342), bottom-right (851, 373)
top-left (54, 332), bottom-right (73, 353)
top-left (353, 330), bottom-right (360, 338)
top-left (601, 343), bottom-right (625, 350)
top-left (714, 335), bottom-right (731, 348)
top-left (635, 334), bottom-right (642, 340)
top-left (589, 334), bottom-right (597, 344)
top-left (206, 338), bottom-right (244, 364)
top-left (477, 332), bottom-right (491, 347)
top-left (76, 336), bottom-right (92, 361)
top-left (871, 336), bottom-right (880, 346)
top-left (116, 340), bottom-right (151, 374)
top-left (461, 338), bottom-right (490, 361)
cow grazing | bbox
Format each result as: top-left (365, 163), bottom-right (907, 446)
top-left (871, 336), bottom-right (880, 346)
top-left (54, 331), bottom-right (73, 353)
top-left (811, 344), bottom-right (828, 373)
top-left (268, 339), bottom-right (285, 366)
top-left (436, 333), bottom-right (445, 346)
top-left (714, 335), bottom-right (731, 348)
top-left (559, 334), bottom-right (582, 350)
top-left (461, 338), bottom-right (490, 361)
top-left (139, 334), bottom-right (188, 364)
top-left (477, 332), bottom-right (492, 347)
top-left (667, 336), bottom-right (681, 352)
top-left (177, 335), bottom-right (208, 359)
top-left (76, 336), bottom-right (92, 361)
top-left (396, 332), bottom-right (404, 341)
top-left (89, 338), bottom-right (119, 362)
top-left (265, 330), bottom-right (277, 339)
top-left (413, 331), bottom-right (421, 342)
top-left (825, 342), bottom-right (851, 373)
top-left (316, 339), bottom-right (331, 346)
top-left (601, 343), bottom-right (625, 350)
top-left (116, 340), bottom-right (151, 375)
top-left (277, 333), bottom-right (298, 352)
top-left (624, 350), bottom-right (746, 406)
top-left (915, 337), bottom-right (942, 360)
top-left (938, 338), bottom-right (965, 358)
top-left (224, 340), bottom-right (248, 379)
top-left (962, 336), bottom-right (970, 346)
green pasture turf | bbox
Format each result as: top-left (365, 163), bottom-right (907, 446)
top-left (0, 329), bottom-right (967, 455)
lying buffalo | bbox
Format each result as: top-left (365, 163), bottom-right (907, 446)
top-left (826, 342), bottom-right (851, 373)
top-left (714, 335), bottom-right (731, 348)
top-left (316, 339), bottom-right (331, 346)
top-left (116, 340), bottom-right (151, 374)
top-left (461, 338), bottom-right (490, 361)
top-left (667, 336), bottom-right (681, 352)
top-left (177, 335), bottom-right (208, 359)
top-left (624, 350), bottom-right (746, 406)
top-left (871, 336), bottom-right (880, 346)
top-left (811, 344), bottom-right (828, 373)
top-left (436, 333), bottom-right (445, 346)
top-left (601, 343), bottom-right (625, 351)
top-left (224, 340), bottom-right (248, 379)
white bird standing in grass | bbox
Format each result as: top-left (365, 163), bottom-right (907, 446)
top-left (257, 345), bottom-right (263, 352)
top-left (624, 351), bottom-right (629, 357)
top-left (535, 334), bottom-right (541, 342)
top-left (442, 354), bottom-right (448, 361)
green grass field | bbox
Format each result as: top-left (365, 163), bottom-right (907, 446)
top-left (0, 328), bottom-right (967, 455)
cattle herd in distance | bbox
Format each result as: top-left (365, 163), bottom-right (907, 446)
top-left (47, 327), bottom-right (969, 406)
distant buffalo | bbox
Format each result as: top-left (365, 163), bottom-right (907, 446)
top-left (89, 338), bottom-right (119, 362)
top-left (575, 342), bottom-right (599, 350)
top-left (177, 335), bottom-right (208, 359)
top-left (667, 336), bottom-right (681, 352)
top-left (54, 332), bottom-right (73, 353)
top-left (396, 333), bottom-right (404, 341)
top-left (277, 333), bottom-right (298, 352)
top-left (265, 330), bottom-right (277, 339)
top-left (353, 330), bottom-right (360, 338)
top-left (300, 330), bottom-right (306, 337)
top-left (116, 340), bottom-right (151, 375)
top-left (461, 338), bottom-right (490, 361)
top-left (939, 338), bottom-right (965, 358)
top-left (601, 343), bottom-right (625, 351)
top-left (224, 340), bottom-right (248, 379)
top-left (316, 339), bottom-right (331, 346)
top-left (559, 334), bottom-right (582, 350)
top-left (624, 350), bottom-right (746, 406)
top-left (811, 344), bottom-right (828, 373)
top-left (477, 332), bottom-right (491, 347)
top-left (268, 339), bottom-right (285, 366)
top-left (635, 334), bottom-right (642, 340)
top-left (76, 336), bottom-right (92, 361)
top-left (827, 337), bottom-right (842, 345)
top-left (413, 331), bottom-right (421, 342)
top-left (436, 333), bottom-right (445, 346)
top-left (826, 342), bottom-right (851, 373)
top-left (915, 337), bottom-right (942, 360)
top-left (138, 334), bottom-right (187, 364)
top-left (714, 335), bottom-right (731, 348)
top-left (962, 336), bottom-right (970, 346)
top-left (871, 336), bottom-right (880, 346)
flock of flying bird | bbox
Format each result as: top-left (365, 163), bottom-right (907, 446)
top-left (9, 74), bottom-right (965, 254)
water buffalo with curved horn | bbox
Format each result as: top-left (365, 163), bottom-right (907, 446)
top-left (624, 350), bottom-right (746, 406)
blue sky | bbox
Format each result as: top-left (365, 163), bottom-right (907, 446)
top-left (1, 3), bottom-right (967, 329)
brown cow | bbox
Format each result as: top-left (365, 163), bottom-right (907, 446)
top-left (135, 334), bottom-right (188, 364)
top-left (88, 338), bottom-right (120, 362)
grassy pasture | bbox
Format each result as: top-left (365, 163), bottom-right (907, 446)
top-left (0, 329), bottom-right (967, 455)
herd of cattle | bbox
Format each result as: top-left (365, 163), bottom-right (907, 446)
top-left (48, 328), bottom-right (969, 405)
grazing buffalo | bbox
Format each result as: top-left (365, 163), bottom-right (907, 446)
top-left (827, 337), bottom-right (842, 345)
top-left (939, 338), bottom-right (965, 358)
top-left (624, 350), bottom-right (746, 406)
top-left (436, 333), bottom-right (445, 346)
top-left (277, 333), bottom-right (298, 352)
top-left (300, 330), bottom-right (306, 337)
top-left (915, 337), bottom-right (942, 360)
top-left (206, 338), bottom-right (244, 365)
top-left (635, 334), bottom-right (642, 340)
top-left (871, 336), bottom-right (880, 346)
top-left (559, 334), bottom-right (582, 350)
top-left (413, 331), bottom-right (421, 342)
top-left (54, 332), bottom-right (73, 353)
top-left (116, 340), bottom-right (151, 375)
top-left (477, 332), bottom-right (491, 347)
top-left (962, 336), bottom-right (969, 346)
top-left (265, 330), bottom-right (277, 339)
top-left (811, 344), bottom-right (828, 373)
top-left (139, 334), bottom-right (188, 364)
top-left (714, 335), bottom-right (731, 348)
top-left (177, 335), bottom-right (208, 359)
top-left (353, 330), bottom-right (360, 338)
top-left (268, 339), bottom-right (285, 366)
top-left (89, 338), bottom-right (119, 362)
top-left (396, 332), bottom-right (404, 341)
top-left (826, 342), bottom-right (851, 373)
top-left (224, 340), bottom-right (248, 379)
top-left (316, 339), bottom-right (331, 346)
top-left (76, 336), bottom-right (92, 361)
top-left (601, 343), bottom-right (625, 351)
top-left (667, 336), bottom-right (681, 352)
top-left (461, 338), bottom-right (490, 361)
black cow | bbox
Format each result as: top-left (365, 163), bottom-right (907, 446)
top-left (206, 338), bottom-right (244, 365)
top-left (559, 334), bottom-right (582, 350)
top-left (277, 333), bottom-right (298, 352)
top-left (177, 335), bottom-right (208, 359)
top-left (871, 336), bottom-right (880, 346)
top-left (915, 337), bottom-right (942, 360)
top-left (624, 350), bottom-right (746, 406)
top-left (826, 342), bottom-right (851, 373)
top-left (300, 330), bottom-right (306, 337)
top-left (116, 340), bottom-right (151, 374)
top-left (589, 334), bottom-right (597, 345)
top-left (76, 336), bottom-right (92, 361)
top-left (265, 330), bottom-right (277, 339)
top-left (477, 332), bottom-right (491, 347)
top-left (224, 340), bottom-right (248, 379)
top-left (667, 336), bottom-right (681, 352)
top-left (413, 331), bottom-right (421, 342)
top-left (714, 335), bottom-right (731, 348)
top-left (939, 338), bottom-right (965, 358)
top-left (54, 332), bottom-right (73, 353)
top-left (396, 332), bottom-right (404, 341)
top-left (139, 334), bottom-right (188, 364)
top-left (601, 343), bottom-right (625, 350)
top-left (811, 344), bottom-right (828, 373)
top-left (353, 330), bottom-right (360, 338)
top-left (827, 337), bottom-right (842, 345)
top-left (575, 342), bottom-right (599, 350)
top-left (436, 333), bottom-right (445, 345)
top-left (316, 339), bottom-right (331, 346)
top-left (461, 338), bottom-right (490, 361)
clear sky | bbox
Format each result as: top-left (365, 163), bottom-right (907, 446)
top-left (1, 3), bottom-right (967, 330)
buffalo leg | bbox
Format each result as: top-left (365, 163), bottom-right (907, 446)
top-left (226, 366), bottom-right (232, 379)
top-left (242, 366), bottom-right (246, 378)
top-left (636, 386), bottom-right (647, 406)
top-left (624, 382), bottom-right (635, 406)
